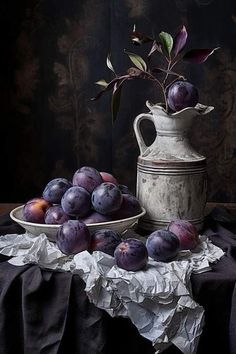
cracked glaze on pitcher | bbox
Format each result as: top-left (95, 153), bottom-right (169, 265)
top-left (134, 101), bottom-right (214, 232)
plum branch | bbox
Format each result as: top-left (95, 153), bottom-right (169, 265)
top-left (92, 25), bottom-right (219, 121)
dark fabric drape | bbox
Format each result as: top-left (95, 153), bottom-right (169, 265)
top-left (1, 208), bottom-right (236, 354)
top-left (0, 216), bottom-right (155, 354)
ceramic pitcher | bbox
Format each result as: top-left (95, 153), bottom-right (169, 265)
top-left (133, 101), bottom-right (214, 232)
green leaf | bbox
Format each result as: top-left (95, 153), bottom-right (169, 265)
top-left (159, 31), bottom-right (173, 56)
top-left (106, 54), bottom-right (116, 74)
top-left (124, 50), bottom-right (147, 71)
top-left (95, 79), bottom-right (108, 87)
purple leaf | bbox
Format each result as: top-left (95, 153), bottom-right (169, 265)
top-left (173, 25), bottom-right (188, 57)
top-left (183, 47), bottom-right (219, 63)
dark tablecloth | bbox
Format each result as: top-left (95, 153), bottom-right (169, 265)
top-left (1, 208), bottom-right (236, 354)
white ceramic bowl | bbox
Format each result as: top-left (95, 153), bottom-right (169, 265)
top-left (10, 205), bottom-right (146, 242)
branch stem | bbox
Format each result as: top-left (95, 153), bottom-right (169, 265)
top-left (145, 71), bottom-right (168, 110)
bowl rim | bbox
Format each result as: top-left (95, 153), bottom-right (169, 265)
top-left (10, 205), bottom-right (146, 229)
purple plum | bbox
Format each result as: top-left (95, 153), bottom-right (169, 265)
top-left (118, 184), bottom-right (132, 195)
top-left (23, 197), bottom-right (52, 224)
top-left (112, 194), bottom-right (142, 220)
top-left (56, 220), bottom-right (91, 255)
top-left (80, 211), bottom-right (111, 224)
top-left (92, 182), bottom-right (123, 215)
top-left (42, 178), bottom-right (72, 204)
top-left (146, 230), bottom-right (180, 262)
top-left (167, 219), bottom-right (199, 250)
top-left (114, 238), bottom-right (148, 271)
top-left (44, 205), bottom-right (70, 225)
top-left (72, 166), bottom-right (103, 193)
top-left (90, 229), bottom-right (122, 256)
top-left (167, 80), bottom-right (199, 112)
top-left (61, 186), bottom-right (91, 217)
top-left (100, 171), bottom-right (118, 185)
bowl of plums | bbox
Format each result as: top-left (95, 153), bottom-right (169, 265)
top-left (10, 166), bottom-right (146, 243)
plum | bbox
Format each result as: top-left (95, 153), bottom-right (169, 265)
top-left (92, 182), bottom-right (123, 215)
top-left (112, 194), bottom-right (142, 219)
top-left (80, 211), bottom-right (111, 224)
top-left (44, 205), bottom-right (70, 224)
top-left (100, 171), bottom-right (118, 185)
top-left (118, 184), bottom-right (132, 195)
top-left (114, 238), bottom-right (148, 271)
top-left (90, 229), bottom-right (122, 256)
top-left (146, 230), bottom-right (180, 262)
top-left (23, 197), bottom-right (52, 224)
top-left (167, 80), bottom-right (199, 112)
top-left (56, 220), bottom-right (91, 255)
top-left (42, 178), bottom-right (72, 204)
top-left (61, 186), bottom-right (91, 217)
top-left (167, 219), bottom-right (199, 250)
top-left (72, 166), bottom-right (103, 193)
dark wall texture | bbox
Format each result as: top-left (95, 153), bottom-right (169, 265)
top-left (1, 0), bottom-right (236, 203)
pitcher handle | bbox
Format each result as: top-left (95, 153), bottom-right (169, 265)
top-left (133, 113), bottom-right (154, 155)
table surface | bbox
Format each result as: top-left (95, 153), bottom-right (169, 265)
top-left (1, 202), bottom-right (236, 354)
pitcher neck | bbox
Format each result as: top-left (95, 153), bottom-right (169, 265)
top-left (146, 134), bottom-right (204, 161)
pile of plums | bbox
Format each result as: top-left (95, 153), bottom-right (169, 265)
top-left (22, 166), bottom-right (200, 272)
top-left (56, 218), bottom-right (200, 271)
top-left (23, 166), bottom-right (142, 225)
top-left (116, 220), bottom-right (200, 270)
top-left (146, 219), bottom-right (200, 262)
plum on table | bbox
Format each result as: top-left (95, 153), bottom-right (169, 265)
top-left (146, 230), bottom-right (180, 262)
top-left (90, 229), bottom-right (121, 256)
top-left (114, 238), bottom-right (148, 271)
top-left (56, 219), bottom-right (91, 255)
top-left (167, 219), bottom-right (199, 250)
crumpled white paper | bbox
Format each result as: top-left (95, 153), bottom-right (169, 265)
top-left (0, 231), bottom-right (224, 354)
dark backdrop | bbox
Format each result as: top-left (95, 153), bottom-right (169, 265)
top-left (1, 0), bottom-right (236, 203)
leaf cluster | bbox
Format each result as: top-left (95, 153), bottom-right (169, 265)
top-left (92, 25), bottom-right (219, 121)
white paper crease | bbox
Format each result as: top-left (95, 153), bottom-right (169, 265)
top-left (0, 231), bottom-right (224, 354)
